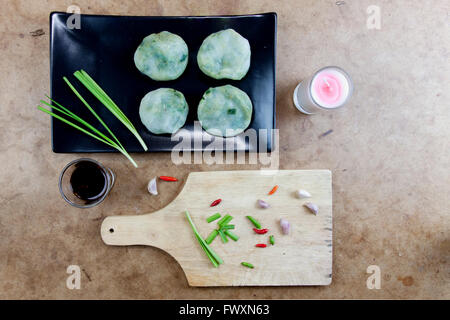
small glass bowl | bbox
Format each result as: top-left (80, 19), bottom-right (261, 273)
top-left (59, 158), bottom-right (115, 209)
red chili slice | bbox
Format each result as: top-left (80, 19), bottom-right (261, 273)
top-left (268, 185), bottom-right (278, 195)
top-left (159, 176), bottom-right (178, 182)
top-left (253, 228), bottom-right (269, 234)
top-left (255, 244), bottom-right (267, 248)
top-left (210, 199), bottom-right (222, 207)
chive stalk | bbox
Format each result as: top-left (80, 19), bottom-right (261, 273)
top-left (38, 99), bottom-right (137, 167)
top-left (73, 70), bottom-right (148, 151)
top-left (246, 216), bottom-right (261, 229)
top-left (198, 236), bottom-right (218, 268)
top-left (37, 69), bottom-right (148, 167)
top-left (62, 78), bottom-right (124, 151)
top-left (185, 211), bottom-right (223, 267)
top-left (206, 213), bottom-right (221, 223)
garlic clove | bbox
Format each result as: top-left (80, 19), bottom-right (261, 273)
top-left (147, 177), bottom-right (158, 195)
top-left (280, 218), bottom-right (290, 235)
top-left (297, 189), bottom-right (311, 199)
top-left (258, 199), bottom-right (270, 209)
top-left (304, 202), bottom-right (318, 215)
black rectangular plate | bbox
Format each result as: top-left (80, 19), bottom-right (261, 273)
top-left (50, 12), bottom-right (276, 152)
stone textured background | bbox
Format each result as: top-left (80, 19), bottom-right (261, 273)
top-left (0, 0), bottom-right (448, 299)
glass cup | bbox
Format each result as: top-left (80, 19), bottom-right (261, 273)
top-left (59, 158), bottom-right (115, 208)
top-left (293, 66), bottom-right (353, 114)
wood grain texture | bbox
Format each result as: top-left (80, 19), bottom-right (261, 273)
top-left (101, 170), bottom-right (332, 286)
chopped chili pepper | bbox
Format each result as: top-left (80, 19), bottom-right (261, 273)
top-left (159, 176), bottom-right (178, 181)
top-left (253, 228), bottom-right (269, 234)
top-left (255, 244), bottom-right (267, 248)
top-left (210, 199), bottom-right (222, 207)
top-left (268, 185), bottom-right (278, 195)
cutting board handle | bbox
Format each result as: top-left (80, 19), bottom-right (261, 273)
top-left (100, 214), bottom-right (169, 248)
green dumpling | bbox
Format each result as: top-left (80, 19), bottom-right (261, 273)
top-left (197, 29), bottom-right (251, 80)
top-left (139, 88), bottom-right (189, 134)
top-left (134, 31), bottom-right (188, 81)
top-left (197, 85), bottom-right (253, 137)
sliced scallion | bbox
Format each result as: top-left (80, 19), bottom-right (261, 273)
top-left (224, 230), bottom-right (239, 242)
top-left (218, 229), bottom-right (228, 243)
top-left (269, 235), bottom-right (275, 245)
top-left (218, 214), bottom-right (233, 227)
top-left (246, 216), bottom-right (261, 229)
top-left (221, 224), bottom-right (235, 230)
top-left (241, 262), bottom-right (254, 269)
top-left (205, 229), bottom-right (219, 244)
top-left (206, 213), bottom-right (221, 223)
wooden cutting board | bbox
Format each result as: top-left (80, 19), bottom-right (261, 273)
top-left (101, 170), bottom-right (332, 286)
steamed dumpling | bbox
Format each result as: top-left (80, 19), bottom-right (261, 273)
top-left (139, 88), bottom-right (189, 134)
top-left (197, 85), bottom-right (252, 137)
top-left (197, 29), bottom-right (251, 80)
top-left (134, 31), bottom-right (188, 81)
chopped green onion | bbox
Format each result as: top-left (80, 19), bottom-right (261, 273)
top-left (217, 214), bottom-right (230, 226)
top-left (205, 229), bottom-right (219, 244)
top-left (206, 213), bottom-right (221, 223)
top-left (73, 70), bottom-right (148, 151)
top-left (221, 224), bottom-right (235, 230)
top-left (185, 211), bottom-right (223, 267)
top-left (269, 235), bottom-right (275, 245)
top-left (218, 229), bottom-right (228, 243)
top-left (246, 216), bottom-right (261, 229)
top-left (218, 214), bottom-right (233, 227)
top-left (224, 230), bottom-right (239, 242)
top-left (241, 262), bottom-right (254, 269)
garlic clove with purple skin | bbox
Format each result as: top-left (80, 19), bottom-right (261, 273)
top-left (304, 202), bottom-right (318, 215)
top-left (147, 177), bottom-right (158, 195)
top-left (280, 218), bottom-right (290, 235)
top-left (258, 199), bottom-right (270, 209)
top-left (297, 189), bottom-right (311, 199)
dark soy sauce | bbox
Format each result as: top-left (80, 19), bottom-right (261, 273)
top-left (69, 161), bottom-right (107, 202)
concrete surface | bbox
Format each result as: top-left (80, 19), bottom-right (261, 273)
top-left (0, 0), bottom-right (449, 299)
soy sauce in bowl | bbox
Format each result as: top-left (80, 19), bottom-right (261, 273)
top-left (70, 161), bottom-right (108, 201)
top-left (59, 158), bottom-right (115, 208)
